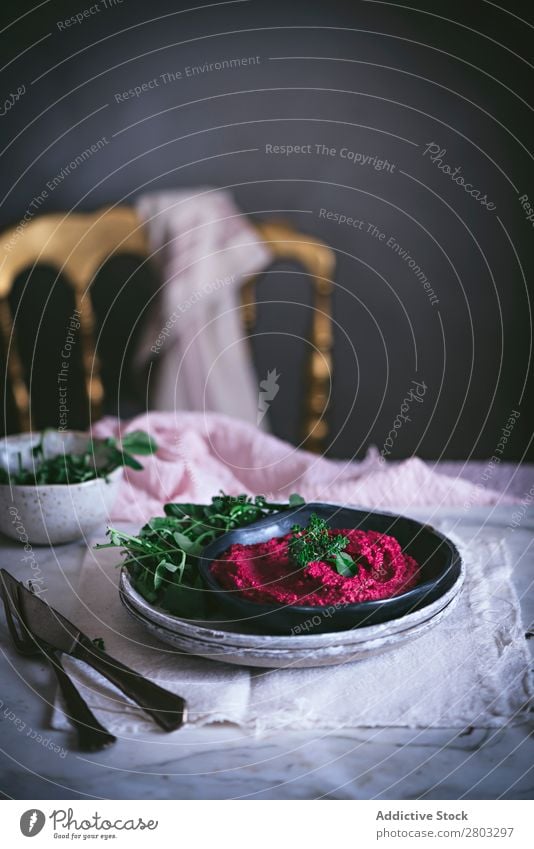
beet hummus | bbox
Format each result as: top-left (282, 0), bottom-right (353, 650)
top-left (211, 529), bottom-right (420, 607)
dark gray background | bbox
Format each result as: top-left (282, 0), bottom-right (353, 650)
top-left (1, 0), bottom-right (532, 460)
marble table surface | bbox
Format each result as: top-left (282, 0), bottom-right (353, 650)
top-left (0, 503), bottom-right (532, 800)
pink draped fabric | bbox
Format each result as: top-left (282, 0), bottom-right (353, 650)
top-left (93, 412), bottom-right (512, 524)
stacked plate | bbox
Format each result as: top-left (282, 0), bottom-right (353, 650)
top-left (119, 559), bottom-right (465, 669)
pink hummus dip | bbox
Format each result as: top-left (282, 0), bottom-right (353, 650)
top-left (211, 529), bottom-right (420, 607)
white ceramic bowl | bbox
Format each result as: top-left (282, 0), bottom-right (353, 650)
top-left (0, 431), bottom-right (123, 545)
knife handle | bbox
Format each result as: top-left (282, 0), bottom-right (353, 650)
top-left (39, 644), bottom-right (117, 752)
top-left (73, 636), bottom-right (187, 731)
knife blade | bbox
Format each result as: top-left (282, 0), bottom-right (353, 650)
top-left (1, 572), bottom-right (116, 751)
top-left (0, 569), bottom-right (187, 732)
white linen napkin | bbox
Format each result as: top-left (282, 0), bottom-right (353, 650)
top-left (52, 527), bottom-right (532, 735)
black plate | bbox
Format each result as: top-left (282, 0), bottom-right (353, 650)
top-left (198, 503), bottom-right (462, 635)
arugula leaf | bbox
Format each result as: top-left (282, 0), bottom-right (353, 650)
top-left (154, 556), bottom-right (185, 590)
top-left (97, 492), bottom-right (306, 617)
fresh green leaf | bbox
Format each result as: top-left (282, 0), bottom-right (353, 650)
top-left (172, 530), bottom-right (195, 549)
top-left (97, 491), bottom-right (306, 618)
top-left (155, 559), bottom-right (180, 590)
top-left (288, 493), bottom-right (305, 506)
top-left (120, 454), bottom-right (144, 471)
top-left (289, 513), bottom-right (356, 574)
top-left (0, 430), bottom-right (157, 486)
top-left (120, 430), bottom-right (158, 456)
top-left (147, 516), bottom-right (182, 530)
top-left (333, 551), bottom-right (358, 577)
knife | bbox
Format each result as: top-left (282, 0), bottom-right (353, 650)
top-left (1, 576), bottom-right (116, 751)
top-left (0, 570), bottom-right (187, 732)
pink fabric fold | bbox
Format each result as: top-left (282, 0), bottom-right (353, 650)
top-left (93, 413), bottom-right (511, 524)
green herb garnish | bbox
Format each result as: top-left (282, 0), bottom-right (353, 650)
top-left (289, 513), bottom-right (358, 577)
top-left (96, 492), bottom-right (305, 617)
top-left (0, 429), bottom-right (157, 485)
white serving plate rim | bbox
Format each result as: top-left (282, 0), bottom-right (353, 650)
top-left (119, 556), bottom-right (465, 651)
top-left (120, 590), bottom-right (462, 668)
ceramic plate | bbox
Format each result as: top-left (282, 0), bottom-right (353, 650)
top-left (119, 557), bottom-right (464, 668)
top-left (119, 588), bottom-right (463, 668)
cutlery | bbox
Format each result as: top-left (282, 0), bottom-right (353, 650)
top-left (0, 570), bottom-right (187, 731)
top-left (1, 581), bottom-right (116, 752)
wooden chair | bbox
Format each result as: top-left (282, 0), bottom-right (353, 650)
top-left (0, 206), bottom-right (335, 452)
